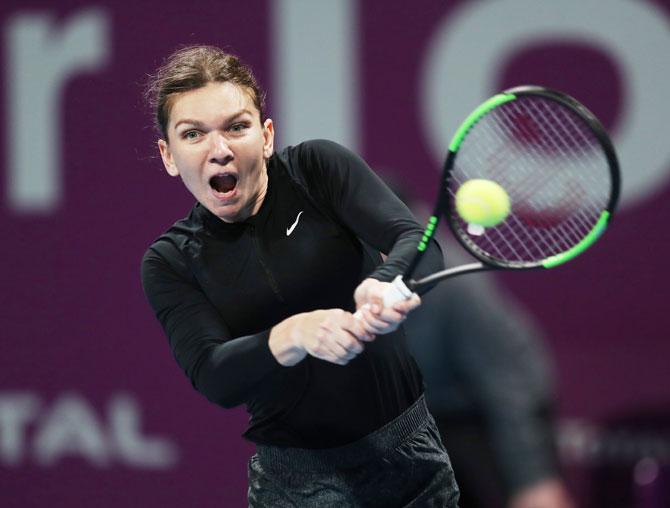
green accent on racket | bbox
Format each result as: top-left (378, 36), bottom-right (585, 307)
top-left (448, 93), bottom-right (516, 152)
top-left (542, 211), bottom-right (610, 268)
top-left (400, 86), bottom-right (619, 289)
top-left (417, 215), bottom-right (440, 252)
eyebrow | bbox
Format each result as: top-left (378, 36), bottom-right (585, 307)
top-left (173, 110), bottom-right (253, 131)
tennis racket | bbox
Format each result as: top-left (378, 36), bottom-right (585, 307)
top-left (379, 85), bottom-right (621, 306)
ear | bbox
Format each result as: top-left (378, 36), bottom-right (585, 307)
top-left (158, 139), bottom-right (180, 177)
top-left (262, 118), bottom-right (275, 159)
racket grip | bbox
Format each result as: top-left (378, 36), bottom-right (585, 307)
top-left (382, 275), bottom-right (413, 306)
top-left (353, 275), bottom-right (413, 321)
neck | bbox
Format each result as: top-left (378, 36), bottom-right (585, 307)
top-left (250, 166), bottom-right (269, 216)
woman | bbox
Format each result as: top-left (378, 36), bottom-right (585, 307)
top-left (141, 45), bottom-right (459, 507)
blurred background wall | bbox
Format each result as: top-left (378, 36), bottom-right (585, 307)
top-left (1, 0), bottom-right (669, 506)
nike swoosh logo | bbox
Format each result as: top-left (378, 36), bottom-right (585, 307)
top-left (286, 211), bottom-right (304, 236)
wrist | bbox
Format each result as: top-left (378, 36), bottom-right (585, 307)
top-left (269, 315), bottom-right (306, 366)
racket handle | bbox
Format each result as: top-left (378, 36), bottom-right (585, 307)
top-left (383, 275), bottom-right (413, 306)
top-left (353, 275), bottom-right (413, 321)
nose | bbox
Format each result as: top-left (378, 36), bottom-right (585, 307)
top-left (208, 133), bottom-right (234, 165)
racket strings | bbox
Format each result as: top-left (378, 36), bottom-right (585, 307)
top-left (497, 101), bottom-right (605, 215)
top-left (449, 96), bottom-right (611, 265)
top-left (520, 100), bottom-right (608, 211)
top-left (512, 100), bottom-right (610, 223)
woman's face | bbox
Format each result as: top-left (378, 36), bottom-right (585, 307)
top-left (158, 81), bottom-right (274, 223)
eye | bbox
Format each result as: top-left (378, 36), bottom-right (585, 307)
top-left (229, 122), bottom-right (250, 133)
top-left (182, 130), bottom-right (201, 140)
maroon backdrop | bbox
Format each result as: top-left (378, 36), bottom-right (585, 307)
top-left (1, 1), bottom-right (669, 507)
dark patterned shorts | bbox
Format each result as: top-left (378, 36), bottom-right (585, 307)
top-left (248, 396), bottom-right (460, 507)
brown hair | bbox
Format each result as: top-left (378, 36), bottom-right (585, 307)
top-left (145, 45), bottom-right (266, 140)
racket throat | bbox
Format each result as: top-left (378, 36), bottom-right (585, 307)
top-left (414, 262), bottom-right (489, 290)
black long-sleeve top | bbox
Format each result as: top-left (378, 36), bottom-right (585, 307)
top-left (141, 140), bottom-right (443, 448)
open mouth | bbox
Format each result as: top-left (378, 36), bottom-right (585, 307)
top-left (209, 173), bottom-right (238, 194)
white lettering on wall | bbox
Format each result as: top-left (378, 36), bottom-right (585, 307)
top-left (33, 392), bottom-right (109, 466)
top-left (5, 9), bottom-right (110, 213)
top-left (272, 0), bottom-right (359, 151)
top-left (0, 392), bottom-right (39, 466)
top-left (110, 394), bottom-right (179, 468)
top-left (0, 392), bottom-right (179, 469)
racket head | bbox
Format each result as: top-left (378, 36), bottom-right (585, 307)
top-left (442, 85), bottom-right (620, 270)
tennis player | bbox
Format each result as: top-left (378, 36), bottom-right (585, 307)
top-left (141, 45), bottom-right (459, 507)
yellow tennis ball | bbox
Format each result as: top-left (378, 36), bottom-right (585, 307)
top-left (455, 179), bottom-right (511, 227)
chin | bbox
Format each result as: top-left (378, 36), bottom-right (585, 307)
top-left (212, 204), bottom-right (244, 223)
top-left (210, 207), bottom-right (236, 223)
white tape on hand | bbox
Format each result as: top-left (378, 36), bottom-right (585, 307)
top-left (382, 275), bottom-right (413, 307)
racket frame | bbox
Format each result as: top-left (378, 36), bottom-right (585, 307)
top-left (405, 85), bottom-right (621, 291)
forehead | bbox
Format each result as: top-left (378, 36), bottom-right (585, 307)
top-left (167, 81), bottom-right (257, 127)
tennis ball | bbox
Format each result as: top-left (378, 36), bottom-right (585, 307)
top-left (455, 179), bottom-right (511, 227)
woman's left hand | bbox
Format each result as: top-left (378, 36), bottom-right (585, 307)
top-left (353, 278), bottom-right (421, 335)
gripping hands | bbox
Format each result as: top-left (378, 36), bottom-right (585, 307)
top-left (269, 308), bottom-right (373, 366)
top-left (353, 276), bottom-right (420, 335)
top-left (268, 276), bottom-right (420, 367)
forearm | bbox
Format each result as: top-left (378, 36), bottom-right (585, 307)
top-left (193, 330), bottom-right (281, 408)
top-left (370, 233), bottom-right (444, 291)
top-left (282, 140), bottom-right (445, 287)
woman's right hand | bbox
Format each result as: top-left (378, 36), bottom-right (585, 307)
top-left (269, 309), bottom-right (375, 367)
